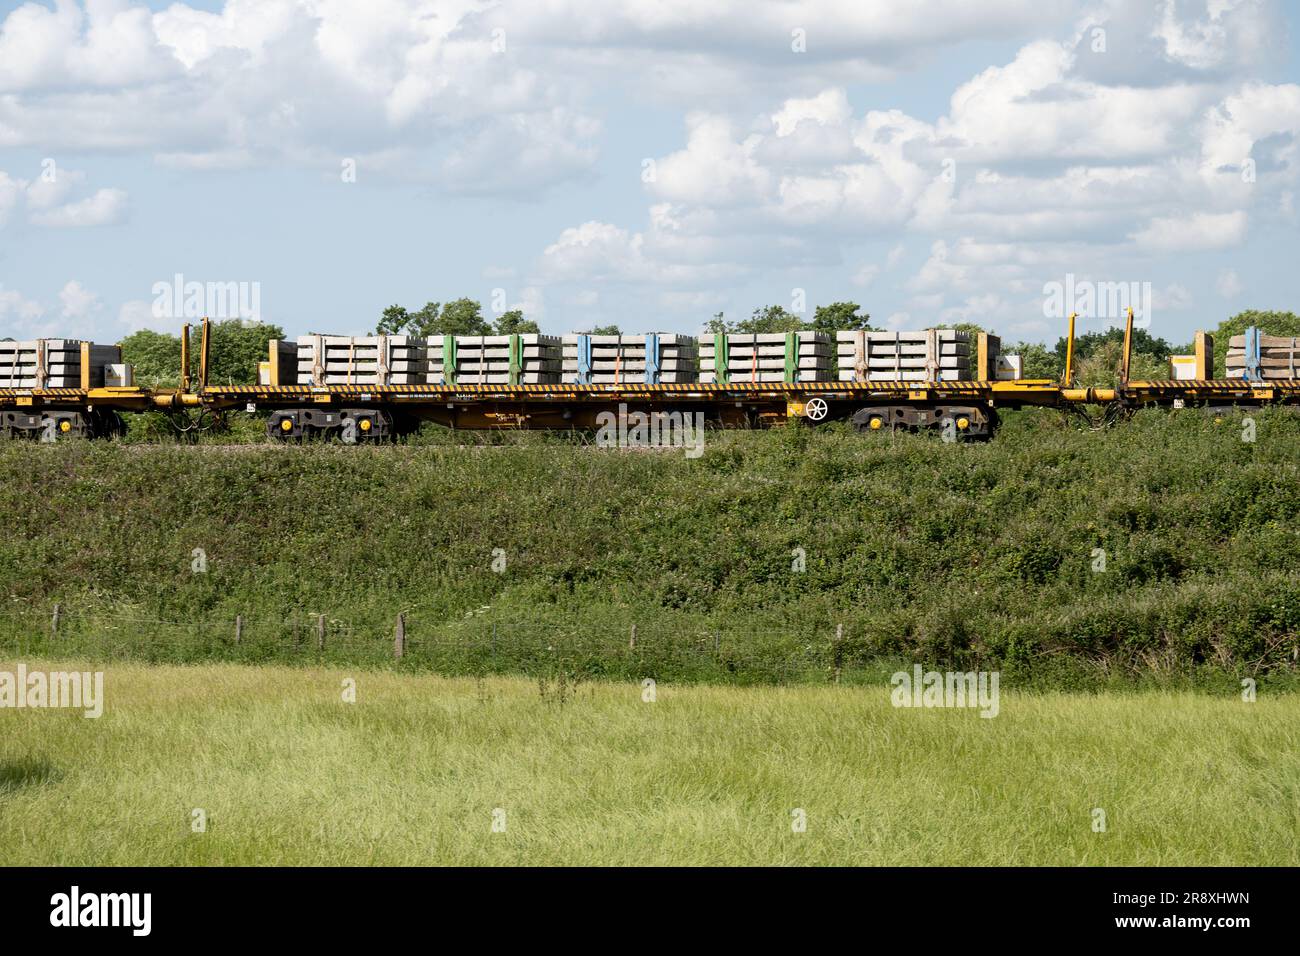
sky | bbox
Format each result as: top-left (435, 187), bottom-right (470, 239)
top-left (0, 0), bottom-right (1297, 347)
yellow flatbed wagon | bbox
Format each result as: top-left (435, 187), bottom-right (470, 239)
top-left (2, 313), bottom-right (1297, 442)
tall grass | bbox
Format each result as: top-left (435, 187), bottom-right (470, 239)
top-left (0, 660), bottom-right (1294, 865)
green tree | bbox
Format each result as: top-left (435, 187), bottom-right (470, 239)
top-left (734, 305), bottom-right (805, 334)
top-left (376, 304), bottom-right (412, 335)
top-left (1003, 341), bottom-right (1060, 380)
top-left (201, 320), bottom-right (287, 385)
top-left (1210, 310), bottom-right (1300, 376)
top-left (1029, 326), bottom-right (1179, 385)
top-left (379, 299), bottom-right (553, 336)
top-left (704, 306), bottom-right (796, 334)
top-left (1054, 327), bottom-right (1175, 366)
top-left (120, 329), bottom-right (183, 387)
top-left (936, 321), bottom-right (987, 337)
top-left (708, 302), bottom-right (872, 335)
top-left (811, 301), bottom-right (872, 333)
top-left (703, 312), bottom-right (729, 335)
top-left (121, 320), bottom-right (286, 387)
top-left (493, 309), bottom-right (541, 335)
top-left (438, 298), bottom-right (491, 336)
top-left (577, 324), bottom-right (622, 335)
top-left (376, 299), bottom-right (492, 337)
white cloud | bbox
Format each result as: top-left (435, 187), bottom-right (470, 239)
top-left (1153, 282), bottom-right (1194, 311)
top-left (440, 109), bottom-right (600, 195)
top-left (0, 0), bottom-right (601, 194)
top-left (535, 1), bottom-right (1299, 306)
top-left (58, 280), bottom-right (100, 319)
top-left (851, 264), bottom-right (879, 287)
top-left (649, 114), bottom-right (772, 206)
top-left (0, 1), bottom-right (1097, 194)
top-left (117, 299), bottom-right (154, 331)
top-left (660, 290), bottom-right (727, 315)
top-left (0, 171), bottom-right (22, 227)
top-left (0, 0), bottom-right (179, 90)
top-left (1, 1), bottom-right (1294, 340)
top-left (0, 165), bottom-right (128, 229)
top-left (0, 283), bottom-right (47, 335)
top-left (851, 243), bottom-right (907, 287)
top-left (29, 187), bottom-right (128, 227)
top-left (25, 167), bottom-right (84, 209)
top-left (1216, 268), bottom-right (1243, 298)
top-left (541, 221), bottom-right (645, 283)
top-left (1151, 0), bottom-right (1278, 71)
top-left (509, 286), bottom-right (546, 322)
top-left (938, 293), bottom-right (1009, 325)
top-left (539, 214), bottom-right (749, 286)
top-left (493, 0), bottom-right (1079, 93)
top-left (1199, 82), bottom-right (1300, 179)
top-left (0, 285), bottom-right (158, 340)
top-left (1129, 211), bottom-right (1248, 252)
top-left (154, 150), bottom-right (257, 171)
top-left (772, 89), bottom-right (853, 136)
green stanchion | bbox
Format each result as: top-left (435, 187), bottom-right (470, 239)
top-left (714, 332), bottom-right (729, 384)
top-left (443, 335), bottom-right (457, 385)
top-left (508, 334), bottom-right (523, 385)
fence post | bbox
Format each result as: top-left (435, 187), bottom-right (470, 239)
top-left (51, 603), bottom-right (61, 639)
top-left (316, 613), bottom-right (326, 651)
top-left (395, 612), bottom-right (406, 660)
top-left (629, 623), bottom-right (637, 650)
top-left (833, 623), bottom-right (844, 684)
top-left (235, 615), bottom-right (243, 645)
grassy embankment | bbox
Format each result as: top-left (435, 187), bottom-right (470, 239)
top-left (0, 406), bottom-right (1297, 688)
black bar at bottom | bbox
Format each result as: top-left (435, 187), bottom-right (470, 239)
top-left (0, 866), bottom-right (1282, 942)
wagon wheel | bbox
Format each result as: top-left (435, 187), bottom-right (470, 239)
top-left (804, 397), bottom-right (830, 423)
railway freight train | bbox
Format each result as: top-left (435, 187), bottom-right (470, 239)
top-left (0, 311), bottom-right (1294, 442)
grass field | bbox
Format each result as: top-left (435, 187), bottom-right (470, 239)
top-left (1, 659), bottom-right (1295, 866)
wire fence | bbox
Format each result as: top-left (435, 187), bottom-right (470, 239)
top-left (0, 603), bottom-right (857, 686)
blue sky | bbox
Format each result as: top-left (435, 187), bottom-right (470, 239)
top-left (0, 0), bottom-right (1297, 347)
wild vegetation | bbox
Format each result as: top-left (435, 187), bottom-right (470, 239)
top-left (1, 406), bottom-right (1297, 689)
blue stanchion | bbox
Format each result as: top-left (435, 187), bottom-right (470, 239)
top-left (574, 334), bottom-right (592, 384)
top-left (645, 333), bottom-right (660, 384)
